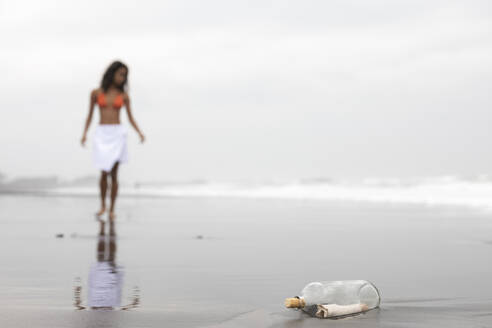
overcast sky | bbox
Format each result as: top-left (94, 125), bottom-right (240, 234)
top-left (0, 0), bottom-right (491, 182)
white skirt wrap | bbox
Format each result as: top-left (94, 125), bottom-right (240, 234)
top-left (92, 124), bottom-right (128, 172)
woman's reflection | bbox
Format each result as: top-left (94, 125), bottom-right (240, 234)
top-left (74, 219), bottom-right (139, 310)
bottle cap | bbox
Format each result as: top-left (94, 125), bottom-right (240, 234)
top-left (284, 297), bottom-right (305, 308)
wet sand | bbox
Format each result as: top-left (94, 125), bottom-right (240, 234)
top-left (1, 194), bottom-right (492, 327)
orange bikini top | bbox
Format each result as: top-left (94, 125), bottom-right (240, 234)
top-left (97, 92), bottom-right (124, 109)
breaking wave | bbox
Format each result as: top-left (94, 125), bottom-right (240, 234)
top-left (47, 175), bottom-right (492, 210)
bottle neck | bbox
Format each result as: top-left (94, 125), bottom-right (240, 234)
top-left (284, 297), bottom-right (306, 308)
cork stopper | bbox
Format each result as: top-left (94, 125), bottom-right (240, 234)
top-left (284, 297), bottom-right (306, 308)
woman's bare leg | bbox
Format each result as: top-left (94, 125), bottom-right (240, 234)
top-left (109, 162), bottom-right (119, 221)
top-left (96, 171), bottom-right (108, 216)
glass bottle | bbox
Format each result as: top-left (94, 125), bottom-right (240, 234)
top-left (285, 280), bottom-right (380, 318)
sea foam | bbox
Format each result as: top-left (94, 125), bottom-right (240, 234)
top-left (49, 175), bottom-right (492, 210)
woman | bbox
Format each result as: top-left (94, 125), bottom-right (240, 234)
top-left (81, 61), bottom-right (145, 221)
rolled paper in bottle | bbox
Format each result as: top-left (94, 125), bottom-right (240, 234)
top-left (315, 303), bottom-right (368, 318)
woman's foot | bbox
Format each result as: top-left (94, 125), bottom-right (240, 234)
top-left (109, 211), bottom-right (116, 221)
top-left (96, 207), bottom-right (106, 217)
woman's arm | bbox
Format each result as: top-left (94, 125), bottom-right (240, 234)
top-left (81, 89), bottom-right (97, 146)
top-left (123, 93), bottom-right (145, 143)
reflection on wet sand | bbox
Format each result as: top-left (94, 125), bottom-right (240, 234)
top-left (74, 219), bottom-right (139, 310)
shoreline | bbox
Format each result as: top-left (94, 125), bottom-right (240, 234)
top-left (0, 195), bottom-right (491, 327)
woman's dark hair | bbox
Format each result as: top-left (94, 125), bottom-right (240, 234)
top-left (100, 60), bottom-right (128, 92)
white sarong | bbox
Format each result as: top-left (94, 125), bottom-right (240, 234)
top-left (93, 124), bottom-right (128, 172)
